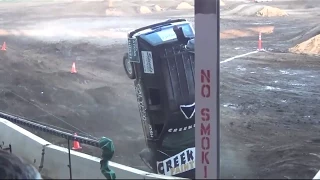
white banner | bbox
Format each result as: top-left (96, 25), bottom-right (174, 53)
top-left (157, 147), bottom-right (195, 176)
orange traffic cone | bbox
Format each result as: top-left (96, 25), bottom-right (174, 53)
top-left (1, 42), bottom-right (6, 51)
top-left (72, 133), bottom-right (82, 150)
top-left (71, 62), bottom-right (77, 74)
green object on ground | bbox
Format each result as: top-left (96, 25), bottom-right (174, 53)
top-left (99, 137), bottom-right (116, 180)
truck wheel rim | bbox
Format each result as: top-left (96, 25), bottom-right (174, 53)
top-left (125, 57), bottom-right (132, 75)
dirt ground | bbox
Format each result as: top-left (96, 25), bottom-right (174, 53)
top-left (0, 0), bottom-right (320, 179)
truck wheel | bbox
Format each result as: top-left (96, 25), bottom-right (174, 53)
top-left (123, 53), bottom-right (136, 79)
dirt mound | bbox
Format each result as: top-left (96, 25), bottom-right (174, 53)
top-left (105, 4), bottom-right (161, 15)
top-left (152, 4), bottom-right (162, 12)
top-left (222, 4), bottom-right (288, 17)
top-left (256, 6), bottom-right (288, 17)
top-left (176, 2), bottom-right (193, 10)
top-left (222, 4), bottom-right (265, 16)
top-left (138, 6), bottom-right (152, 14)
top-left (289, 34), bottom-right (320, 56)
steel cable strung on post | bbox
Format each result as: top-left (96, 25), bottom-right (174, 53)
top-left (0, 111), bottom-right (99, 147)
top-left (0, 111), bottom-right (118, 179)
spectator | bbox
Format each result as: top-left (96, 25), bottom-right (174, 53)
top-left (0, 149), bottom-right (42, 179)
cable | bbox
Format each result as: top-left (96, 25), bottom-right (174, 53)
top-left (0, 110), bottom-right (99, 147)
top-left (1, 88), bottom-right (98, 139)
top-left (0, 110), bottom-right (93, 138)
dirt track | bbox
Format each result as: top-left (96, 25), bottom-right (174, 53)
top-left (0, 0), bottom-right (320, 179)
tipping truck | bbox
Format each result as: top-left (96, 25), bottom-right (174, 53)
top-left (123, 19), bottom-right (195, 179)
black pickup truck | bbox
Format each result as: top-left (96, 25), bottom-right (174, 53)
top-left (123, 19), bottom-right (195, 179)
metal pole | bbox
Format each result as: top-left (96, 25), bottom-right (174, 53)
top-left (195, 0), bottom-right (220, 179)
top-left (67, 138), bottom-right (73, 180)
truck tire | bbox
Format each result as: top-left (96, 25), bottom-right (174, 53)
top-left (123, 53), bottom-right (136, 79)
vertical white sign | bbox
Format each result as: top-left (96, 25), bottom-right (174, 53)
top-left (141, 51), bottom-right (155, 74)
top-left (195, 0), bottom-right (220, 179)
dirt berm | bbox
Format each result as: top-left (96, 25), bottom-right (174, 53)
top-left (288, 25), bottom-right (320, 56)
top-left (289, 25), bottom-right (320, 44)
top-left (289, 34), bottom-right (320, 56)
top-left (223, 4), bottom-right (288, 17)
